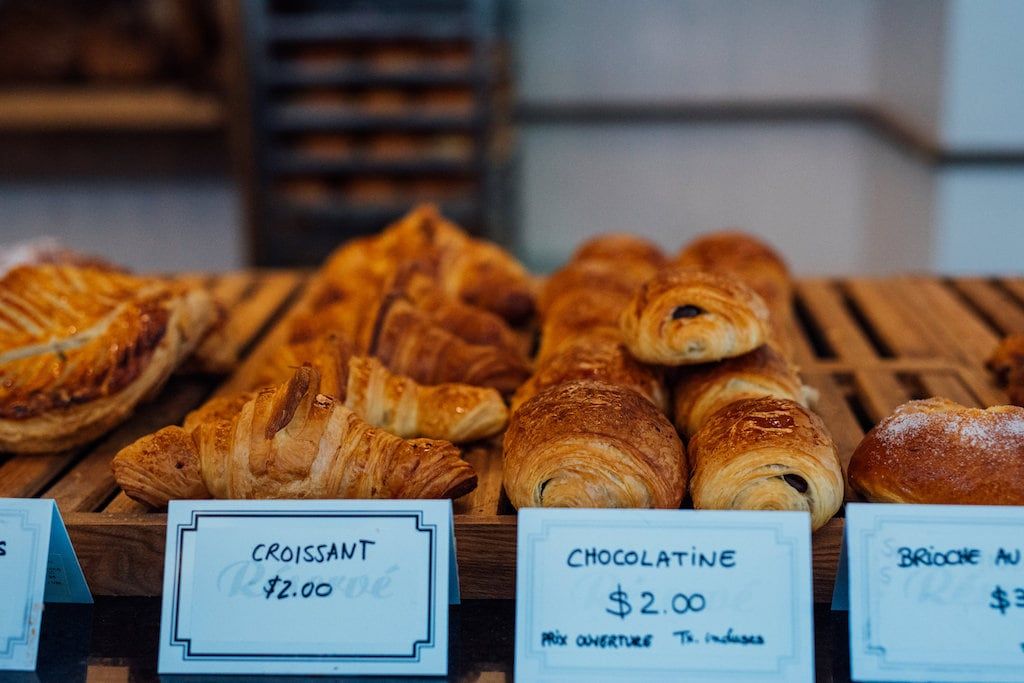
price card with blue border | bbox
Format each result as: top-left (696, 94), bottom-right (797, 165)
top-left (0, 498), bottom-right (92, 671)
top-left (842, 502), bottom-right (1024, 682)
top-left (514, 508), bottom-right (815, 682)
top-left (158, 499), bottom-right (458, 676)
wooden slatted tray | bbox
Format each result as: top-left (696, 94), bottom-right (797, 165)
top-left (3, 272), bottom-right (1021, 602)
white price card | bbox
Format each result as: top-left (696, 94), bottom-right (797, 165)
top-left (514, 508), bottom-right (815, 682)
top-left (158, 499), bottom-right (458, 677)
top-left (843, 503), bottom-right (1024, 682)
top-left (0, 498), bottom-right (92, 671)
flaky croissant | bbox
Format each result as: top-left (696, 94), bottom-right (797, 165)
top-left (619, 268), bottom-right (771, 365)
top-left (503, 380), bottom-right (687, 509)
top-left (672, 344), bottom-right (806, 437)
top-left (112, 366), bottom-right (477, 506)
top-left (688, 397), bottom-right (843, 531)
top-left (373, 204), bottom-right (536, 324)
top-left (345, 355), bottom-right (507, 442)
top-left (370, 294), bottom-right (530, 394)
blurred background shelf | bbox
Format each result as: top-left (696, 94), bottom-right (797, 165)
top-left (0, 87), bottom-right (223, 131)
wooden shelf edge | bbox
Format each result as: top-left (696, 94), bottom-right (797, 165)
top-left (0, 87), bottom-right (224, 132)
top-left (64, 512), bottom-right (842, 602)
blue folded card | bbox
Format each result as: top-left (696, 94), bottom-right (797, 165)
top-left (158, 499), bottom-right (457, 677)
top-left (514, 508), bottom-right (815, 682)
top-left (0, 498), bottom-right (92, 671)
top-left (841, 503), bottom-right (1024, 683)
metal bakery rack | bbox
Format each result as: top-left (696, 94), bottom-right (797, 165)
top-left (1, 271), bottom-right (1019, 601)
top-left (229, 0), bottom-right (515, 266)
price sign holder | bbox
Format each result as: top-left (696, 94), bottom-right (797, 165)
top-left (0, 498), bottom-right (92, 671)
top-left (514, 508), bottom-right (815, 682)
top-left (839, 503), bottom-right (1024, 683)
top-left (158, 499), bottom-right (458, 677)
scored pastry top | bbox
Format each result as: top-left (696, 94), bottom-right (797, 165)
top-left (0, 264), bottom-right (207, 420)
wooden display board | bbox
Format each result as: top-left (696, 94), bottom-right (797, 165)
top-left (0, 270), bottom-right (1017, 601)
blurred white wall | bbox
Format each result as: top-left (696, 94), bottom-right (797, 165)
top-left (0, 179), bottom-right (242, 272)
top-left (514, 0), bottom-right (1024, 276)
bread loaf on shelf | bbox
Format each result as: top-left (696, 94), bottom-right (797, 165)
top-left (848, 398), bottom-right (1024, 505)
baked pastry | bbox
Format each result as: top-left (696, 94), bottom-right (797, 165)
top-left (675, 231), bottom-right (793, 353)
top-left (345, 355), bottom-right (507, 442)
top-left (688, 397), bottom-right (843, 531)
top-left (112, 366), bottom-right (477, 507)
top-left (370, 294), bottom-right (530, 394)
top-left (512, 337), bottom-right (666, 413)
top-left (672, 344), bottom-right (806, 437)
top-left (0, 264), bottom-right (216, 453)
top-left (503, 380), bottom-right (686, 509)
top-left (848, 398), bottom-right (1024, 505)
top-left (987, 333), bottom-right (1024, 406)
top-left (372, 205), bottom-right (536, 324)
top-left (619, 269), bottom-right (771, 365)
top-left (571, 233), bottom-right (668, 270)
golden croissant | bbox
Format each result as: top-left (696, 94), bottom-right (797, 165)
top-left (112, 366), bottom-right (477, 507)
top-left (0, 264), bottom-right (216, 453)
top-left (503, 380), bottom-right (687, 509)
top-left (619, 268), bottom-right (771, 365)
top-left (345, 355), bottom-right (507, 442)
top-left (370, 294), bottom-right (531, 394)
top-left (688, 396), bottom-right (843, 531)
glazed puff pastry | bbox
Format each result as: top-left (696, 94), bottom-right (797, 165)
top-left (619, 268), bottom-right (771, 365)
top-left (503, 380), bottom-right (686, 509)
top-left (688, 396), bottom-right (843, 531)
top-left (0, 264), bottom-right (216, 453)
top-left (672, 344), bottom-right (806, 437)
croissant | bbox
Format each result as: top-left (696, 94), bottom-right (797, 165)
top-left (619, 268), bottom-right (771, 365)
top-left (848, 398), bottom-right (1024, 505)
top-left (672, 344), bottom-right (805, 437)
top-left (0, 264), bottom-right (216, 453)
top-left (373, 205), bottom-right (536, 324)
top-left (538, 257), bottom-right (657, 317)
top-left (370, 294), bottom-right (531, 394)
top-left (688, 397), bottom-right (843, 531)
top-left (112, 366), bottom-right (477, 506)
top-left (389, 260), bottom-right (526, 358)
top-left (503, 380), bottom-right (686, 509)
top-left (345, 355), bottom-right (507, 442)
top-left (512, 337), bottom-right (666, 413)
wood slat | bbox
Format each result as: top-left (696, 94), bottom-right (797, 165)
top-left (844, 278), bottom-right (937, 359)
top-left (0, 451), bottom-right (78, 499)
top-left (952, 278), bottom-right (1024, 334)
top-left (852, 370), bottom-right (911, 423)
top-left (906, 277), bottom-right (1001, 366)
top-left (103, 492), bottom-right (150, 513)
top-left (997, 278), bottom-right (1024, 310)
top-left (453, 442), bottom-right (503, 516)
top-left (918, 372), bottom-right (982, 408)
top-left (797, 279), bottom-right (878, 363)
top-left (802, 371), bottom-right (864, 501)
top-left (44, 378), bottom-right (213, 513)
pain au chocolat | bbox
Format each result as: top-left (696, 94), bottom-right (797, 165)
top-left (0, 264), bottom-right (216, 453)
